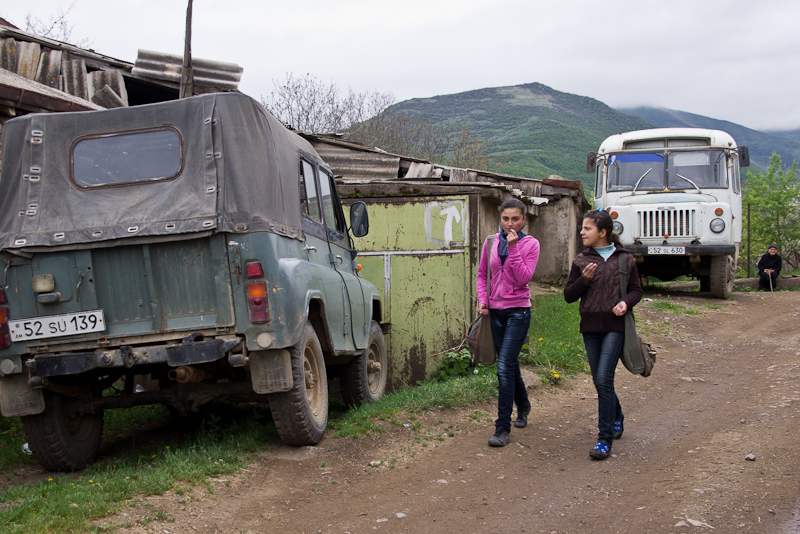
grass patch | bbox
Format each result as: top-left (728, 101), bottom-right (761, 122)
top-left (0, 401), bottom-right (279, 533)
top-left (329, 362), bottom-right (498, 438)
top-left (648, 300), bottom-right (706, 316)
top-left (521, 293), bottom-right (586, 377)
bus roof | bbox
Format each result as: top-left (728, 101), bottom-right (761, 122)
top-left (598, 128), bottom-right (739, 153)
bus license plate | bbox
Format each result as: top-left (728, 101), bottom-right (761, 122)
top-left (9, 310), bottom-right (106, 342)
top-left (648, 246), bottom-right (686, 255)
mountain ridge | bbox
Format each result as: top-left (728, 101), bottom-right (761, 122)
top-left (389, 83), bottom-right (800, 186)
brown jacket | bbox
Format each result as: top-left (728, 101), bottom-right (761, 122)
top-left (564, 247), bottom-right (643, 333)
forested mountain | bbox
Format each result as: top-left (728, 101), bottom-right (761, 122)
top-left (390, 83), bottom-right (653, 186)
top-left (617, 107), bottom-right (800, 171)
top-left (389, 83), bottom-right (800, 187)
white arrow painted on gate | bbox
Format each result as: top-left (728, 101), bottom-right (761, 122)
top-left (439, 205), bottom-right (462, 242)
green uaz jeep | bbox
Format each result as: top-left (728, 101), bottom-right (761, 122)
top-left (0, 93), bottom-right (387, 471)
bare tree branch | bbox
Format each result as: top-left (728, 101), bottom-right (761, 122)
top-left (261, 73), bottom-right (395, 134)
top-left (24, 2), bottom-right (93, 48)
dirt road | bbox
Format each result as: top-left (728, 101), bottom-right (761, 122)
top-left (110, 290), bottom-right (800, 534)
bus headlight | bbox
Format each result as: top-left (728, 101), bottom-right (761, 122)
top-left (709, 218), bottom-right (725, 233)
top-left (613, 221), bottom-right (624, 235)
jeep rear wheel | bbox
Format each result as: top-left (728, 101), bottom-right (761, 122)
top-left (21, 390), bottom-right (104, 472)
top-left (269, 322), bottom-right (328, 445)
top-left (342, 321), bottom-right (387, 406)
top-left (710, 255), bottom-right (735, 299)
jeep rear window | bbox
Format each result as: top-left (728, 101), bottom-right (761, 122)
top-left (71, 128), bottom-right (183, 188)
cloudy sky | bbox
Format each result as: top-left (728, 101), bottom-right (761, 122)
top-left (3, 0), bottom-right (799, 131)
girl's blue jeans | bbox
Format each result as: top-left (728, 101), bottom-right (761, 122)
top-left (582, 331), bottom-right (624, 444)
top-left (489, 307), bottom-right (531, 432)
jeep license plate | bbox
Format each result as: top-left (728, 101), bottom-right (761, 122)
top-left (648, 246), bottom-right (686, 255)
top-left (9, 310), bottom-right (106, 342)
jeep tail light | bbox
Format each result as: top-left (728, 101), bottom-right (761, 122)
top-left (246, 281), bottom-right (269, 323)
top-left (0, 308), bottom-right (10, 349)
top-left (0, 289), bottom-right (6, 304)
top-left (246, 262), bottom-right (264, 278)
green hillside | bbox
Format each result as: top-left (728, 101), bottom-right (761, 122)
top-left (390, 83), bottom-right (654, 186)
top-left (618, 107), bottom-right (800, 171)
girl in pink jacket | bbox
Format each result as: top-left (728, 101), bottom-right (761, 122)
top-left (476, 198), bottom-right (540, 447)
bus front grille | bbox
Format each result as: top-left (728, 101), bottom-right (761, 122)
top-left (638, 209), bottom-right (696, 238)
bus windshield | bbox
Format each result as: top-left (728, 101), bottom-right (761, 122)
top-left (606, 150), bottom-right (728, 192)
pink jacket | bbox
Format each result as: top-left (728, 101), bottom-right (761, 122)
top-left (477, 233), bottom-right (540, 309)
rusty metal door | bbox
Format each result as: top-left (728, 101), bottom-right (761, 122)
top-left (354, 196), bottom-right (473, 387)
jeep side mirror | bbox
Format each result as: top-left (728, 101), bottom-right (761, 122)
top-left (738, 146), bottom-right (750, 168)
top-left (350, 201), bottom-right (369, 238)
top-left (586, 152), bottom-right (597, 173)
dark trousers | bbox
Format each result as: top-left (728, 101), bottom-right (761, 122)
top-left (759, 271), bottom-right (778, 290)
top-left (489, 307), bottom-right (531, 432)
top-left (582, 331), bottom-right (624, 445)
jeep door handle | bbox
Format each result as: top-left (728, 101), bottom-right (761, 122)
top-left (305, 245), bottom-right (317, 253)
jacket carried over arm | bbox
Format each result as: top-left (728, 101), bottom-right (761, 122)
top-left (477, 233), bottom-right (540, 310)
top-left (563, 247), bottom-right (643, 333)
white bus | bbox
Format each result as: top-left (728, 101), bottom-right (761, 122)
top-left (587, 128), bottom-right (750, 298)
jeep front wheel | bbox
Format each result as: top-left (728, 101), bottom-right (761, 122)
top-left (342, 321), bottom-right (388, 405)
top-left (269, 322), bottom-right (328, 445)
top-left (21, 390), bottom-right (104, 472)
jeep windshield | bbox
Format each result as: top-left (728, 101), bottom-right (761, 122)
top-left (606, 150), bottom-right (728, 192)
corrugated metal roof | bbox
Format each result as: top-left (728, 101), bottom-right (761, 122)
top-left (133, 49), bottom-right (242, 90)
top-left (313, 142), bottom-right (401, 181)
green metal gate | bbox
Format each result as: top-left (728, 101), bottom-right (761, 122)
top-left (351, 195), bottom-right (476, 388)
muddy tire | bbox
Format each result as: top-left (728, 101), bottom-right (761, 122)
top-left (21, 390), bottom-right (104, 472)
top-left (341, 321), bottom-right (388, 406)
top-left (269, 322), bottom-right (328, 445)
top-left (710, 255), bottom-right (735, 299)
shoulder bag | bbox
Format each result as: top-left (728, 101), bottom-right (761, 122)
top-left (617, 251), bottom-right (656, 377)
top-left (467, 236), bottom-right (497, 365)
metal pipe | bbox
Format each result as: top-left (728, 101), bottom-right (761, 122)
top-left (169, 365), bottom-right (208, 383)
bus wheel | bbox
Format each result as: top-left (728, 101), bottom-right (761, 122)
top-left (710, 255), bottom-right (735, 299)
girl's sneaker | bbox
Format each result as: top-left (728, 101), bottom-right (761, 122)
top-left (613, 419), bottom-right (624, 440)
top-left (589, 441), bottom-right (611, 460)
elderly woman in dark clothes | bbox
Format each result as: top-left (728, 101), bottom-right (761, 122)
top-left (757, 245), bottom-right (782, 290)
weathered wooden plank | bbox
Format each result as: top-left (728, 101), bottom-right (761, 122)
top-left (88, 69), bottom-right (128, 107)
top-left (0, 37), bottom-right (17, 72)
top-left (35, 48), bottom-right (62, 88)
top-left (16, 41), bottom-right (41, 80)
top-left (61, 58), bottom-right (89, 100)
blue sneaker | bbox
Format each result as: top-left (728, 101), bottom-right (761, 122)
top-left (590, 441), bottom-right (611, 460)
top-left (613, 419), bottom-right (624, 440)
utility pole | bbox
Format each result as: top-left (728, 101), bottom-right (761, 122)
top-left (747, 202), bottom-right (751, 278)
top-left (179, 0), bottom-right (193, 99)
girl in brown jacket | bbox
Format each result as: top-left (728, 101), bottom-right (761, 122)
top-left (564, 210), bottom-right (642, 460)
